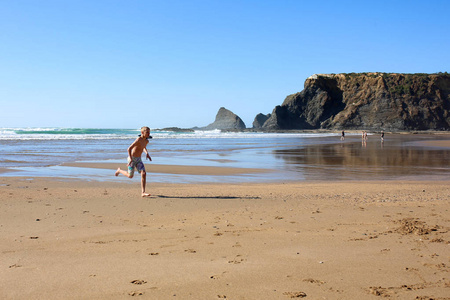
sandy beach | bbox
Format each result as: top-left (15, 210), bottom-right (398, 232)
top-left (1, 175), bottom-right (449, 299)
top-left (1, 133), bottom-right (449, 299)
top-left (2, 0), bottom-right (450, 298)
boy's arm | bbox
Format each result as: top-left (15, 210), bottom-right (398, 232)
top-left (144, 147), bottom-right (152, 161)
top-left (144, 139), bottom-right (152, 161)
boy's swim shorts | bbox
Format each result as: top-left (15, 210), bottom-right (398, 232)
top-left (127, 157), bottom-right (145, 177)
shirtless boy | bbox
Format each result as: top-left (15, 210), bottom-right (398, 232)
top-left (115, 126), bottom-right (152, 197)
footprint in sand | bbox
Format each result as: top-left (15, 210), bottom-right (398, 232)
top-left (228, 255), bottom-right (246, 264)
top-left (210, 271), bottom-right (228, 280)
top-left (367, 286), bottom-right (392, 297)
top-left (283, 291), bottom-right (307, 298)
top-left (303, 278), bottom-right (325, 285)
top-left (430, 238), bottom-right (446, 243)
top-left (423, 262), bottom-right (448, 271)
top-left (130, 280), bottom-right (147, 285)
top-left (9, 264), bottom-right (22, 268)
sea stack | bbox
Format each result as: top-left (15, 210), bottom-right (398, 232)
top-left (204, 107), bottom-right (246, 130)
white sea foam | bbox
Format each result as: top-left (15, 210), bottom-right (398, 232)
top-left (0, 128), bottom-right (336, 140)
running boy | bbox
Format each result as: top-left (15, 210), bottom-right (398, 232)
top-left (115, 126), bottom-right (152, 197)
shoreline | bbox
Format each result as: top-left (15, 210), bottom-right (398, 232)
top-left (1, 178), bottom-right (449, 299)
top-left (0, 131), bottom-right (450, 176)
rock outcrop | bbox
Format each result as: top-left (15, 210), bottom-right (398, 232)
top-left (252, 113), bottom-right (271, 128)
top-left (261, 73), bottom-right (450, 131)
top-left (160, 127), bottom-right (195, 133)
top-left (204, 107), bottom-right (246, 130)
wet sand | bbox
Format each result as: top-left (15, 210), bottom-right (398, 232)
top-left (416, 140), bottom-right (450, 148)
top-left (1, 133), bottom-right (449, 183)
top-left (1, 177), bottom-right (449, 299)
top-left (62, 162), bottom-right (271, 176)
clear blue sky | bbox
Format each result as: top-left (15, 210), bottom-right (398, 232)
top-left (1, 0), bottom-right (449, 129)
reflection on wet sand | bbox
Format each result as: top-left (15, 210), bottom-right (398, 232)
top-left (274, 136), bottom-right (450, 181)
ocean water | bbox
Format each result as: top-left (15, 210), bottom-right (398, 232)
top-left (1, 128), bottom-right (449, 183)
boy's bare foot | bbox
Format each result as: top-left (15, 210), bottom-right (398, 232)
top-left (142, 193), bottom-right (151, 197)
top-left (115, 168), bottom-right (121, 176)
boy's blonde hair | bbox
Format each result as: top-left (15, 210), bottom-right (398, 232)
top-left (141, 126), bottom-right (150, 133)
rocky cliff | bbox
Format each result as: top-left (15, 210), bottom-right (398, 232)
top-left (262, 73), bottom-right (450, 131)
top-left (204, 107), bottom-right (246, 130)
top-left (252, 113), bottom-right (271, 128)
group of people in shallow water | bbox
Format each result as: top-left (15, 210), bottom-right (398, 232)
top-left (340, 130), bottom-right (385, 142)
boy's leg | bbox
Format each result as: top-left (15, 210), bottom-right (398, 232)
top-left (141, 171), bottom-right (150, 197)
top-left (134, 159), bottom-right (150, 197)
top-left (116, 157), bottom-right (135, 178)
top-left (115, 167), bottom-right (134, 178)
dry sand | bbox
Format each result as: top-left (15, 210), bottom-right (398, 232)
top-left (1, 175), bottom-right (449, 299)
